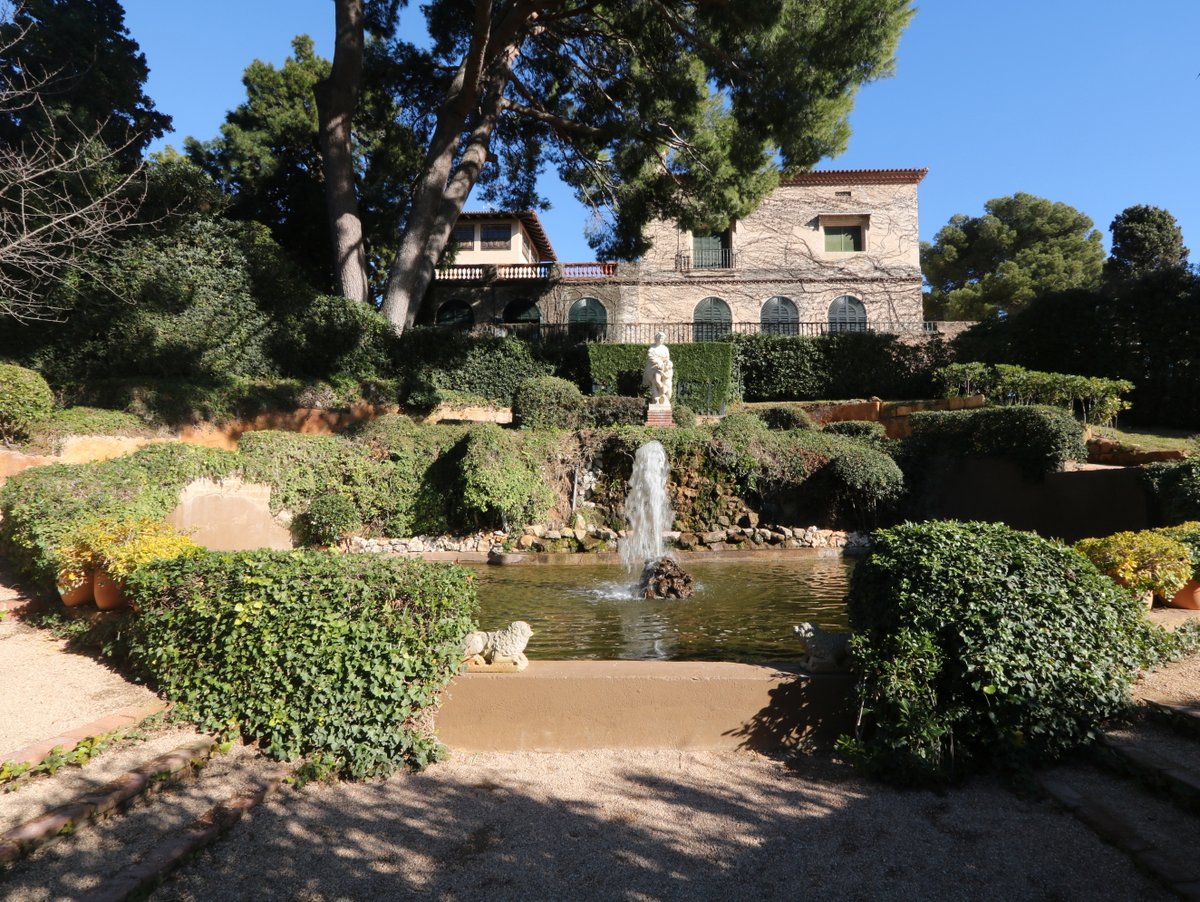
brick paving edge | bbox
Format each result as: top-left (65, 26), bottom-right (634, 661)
top-left (0, 737), bottom-right (218, 866)
top-left (2, 701), bottom-right (168, 766)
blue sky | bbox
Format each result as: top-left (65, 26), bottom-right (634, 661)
top-left (124, 0), bottom-right (1200, 263)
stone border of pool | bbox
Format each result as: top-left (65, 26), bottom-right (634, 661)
top-left (377, 546), bottom-right (861, 565)
top-left (435, 661), bottom-right (856, 752)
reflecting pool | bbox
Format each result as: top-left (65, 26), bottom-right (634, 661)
top-left (469, 556), bottom-right (853, 661)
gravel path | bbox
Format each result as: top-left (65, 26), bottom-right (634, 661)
top-left (0, 615), bottom-right (159, 759)
top-left (1135, 650), bottom-right (1200, 707)
top-left (154, 750), bottom-right (1166, 902)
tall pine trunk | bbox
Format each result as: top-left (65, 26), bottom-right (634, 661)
top-left (315, 0), bottom-right (369, 303)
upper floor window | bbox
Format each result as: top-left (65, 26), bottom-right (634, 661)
top-left (692, 229), bottom-right (733, 269)
top-left (452, 224), bottom-right (475, 248)
top-left (481, 223), bottom-right (511, 249)
top-left (436, 299), bottom-right (474, 328)
top-left (825, 225), bottom-right (863, 253)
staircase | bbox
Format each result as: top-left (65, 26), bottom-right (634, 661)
top-left (1039, 701), bottom-right (1200, 899)
top-left (0, 732), bottom-right (285, 901)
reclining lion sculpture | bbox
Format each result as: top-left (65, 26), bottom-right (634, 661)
top-left (462, 621), bottom-right (533, 671)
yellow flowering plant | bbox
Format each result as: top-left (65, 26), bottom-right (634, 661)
top-left (1075, 530), bottom-right (1193, 600)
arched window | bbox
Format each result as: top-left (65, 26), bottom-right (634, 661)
top-left (760, 296), bottom-right (799, 336)
top-left (435, 299), bottom-right (474, 328)
top-left (693, 296), bottom-right (732, 342)
top-left (503, 298), bottom-right (541, 324)
top-left (568, 297), bottom-right (607, 340)
top-left (827, 295), bottom-right (867, 333)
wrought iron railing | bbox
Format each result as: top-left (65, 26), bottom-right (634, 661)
top-left (468, 320), bottom-right (940, 343)
top-left (674, 249), bottom-right (736, 271)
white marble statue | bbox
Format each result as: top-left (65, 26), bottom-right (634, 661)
top-left (643, 332), bottom-right (674, 406)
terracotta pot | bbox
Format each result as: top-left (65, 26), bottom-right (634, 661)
top-left (58, 571), bottom-right (95, 607)
top-left (1170, 579), bottom-right (1200, 610)
top-left (93, 571), bottom-right (128, 611)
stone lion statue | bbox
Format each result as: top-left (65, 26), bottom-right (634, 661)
top-left (792, 622), bottom-right (850, 673)
top-left (462, 621), bottom-right (533, 670)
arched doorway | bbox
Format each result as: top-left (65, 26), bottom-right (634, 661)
top-left (693, 296), bottom-right (732, 342)
top-left (760, 296), bottom-right (799, 336)
top-left (436, 299), bottom-right (474, 328)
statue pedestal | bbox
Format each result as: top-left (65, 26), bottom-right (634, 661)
top-left (646, 403), bottom-right (674, 428)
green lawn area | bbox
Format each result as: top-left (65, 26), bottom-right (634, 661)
top-left (1090, 425), bottom-right (1197, 453)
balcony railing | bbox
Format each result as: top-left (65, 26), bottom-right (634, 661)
top-left (675, 249), bottom-right (736, 271)
top-left (468, 320), bottom-right (941, 344)
top-left (434, 261), bottom-right (617, 281)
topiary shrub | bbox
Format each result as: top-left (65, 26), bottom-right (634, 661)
top-left (512, 375), bottom-right (585, 430)
top-left (756, 405), bottom-right (815, 431)
top-left (586, 395), bottom-right (646, 427)
top-left (844, 520), bottom-right (1163, 783)
top-left (1074, 530), bottom-right (1192, 602)
top-left (0, 363), bottom-right (54, 444)
top-left (299, 492), bottom-right (363, 548)
top-left (123, 551), bottom-right (477, 778)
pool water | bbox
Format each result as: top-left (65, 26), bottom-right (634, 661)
top-left (469, 557), bottom-right (853, 662)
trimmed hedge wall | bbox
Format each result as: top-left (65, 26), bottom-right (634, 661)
top-left (907, 405), bottom-right (1087, 478)
top-left (588, 343), bottom-right (735, 413)
top-left (733, 332), bottom-right (951, 402)
top-left (124, 551), bottom-right (476, 778)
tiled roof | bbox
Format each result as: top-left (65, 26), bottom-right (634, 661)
top-left (457, 210), bottom-right (557, 261)
top-left (779, 168), bottom-right (928, 187)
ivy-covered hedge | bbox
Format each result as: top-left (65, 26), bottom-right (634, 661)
top-left (936, 362), bottom-right (1133, 425)
top-left (733, 332), bottom-right (950, 402)
top-left (907, 405), bottom-right (1087, 478)
top-left (459, 423), bottom-right (554, 529)
top-left (843, 520), bottom-right (1167, 783)
top-left (512, 376), bottom-right (586, 430)
top-left (124, 551), bottom-right (476, 778)
top-left (587, 343), bottom-right (735, 413)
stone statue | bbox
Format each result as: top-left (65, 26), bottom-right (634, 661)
top-left (462, 621), bottom-right (533, 671)
top-left (643, 332), bottom-right (674, 406)
top-left (792, 622), bottom-right (850, 673)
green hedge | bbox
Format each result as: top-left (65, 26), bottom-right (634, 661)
top-left (844, 520), bottom-right (1165, 783)
top-left (1142, 458), bottom-right (1200, 526)
top-left (124, 551), bottom-right (476, 778)
top-left (0, 443), bottom-right (238, 584)
top-left (936, 362), bottom-right (1133, 425)
top-left (459, 424), bottom-right (554, 529)
top-left (20, 407), bottom-right (152, 453)
top-left (907, 405), bottom-right (1087, 478)
top-left (733, 332), bottom-right (950, 402)
top-left (397, 331), bottom-right (552, 408)
top-left (586, 395), bottom-right (646, 427)
top-left (587, 343), bottom-right (735, 413)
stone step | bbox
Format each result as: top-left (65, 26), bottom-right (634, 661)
top-left (1142, 697), bottom-right (1200, 738)
top-left (1038, 763), bottom-right (1200, 899)
top-left (0, 742), bottom-right (281, 899)
top-left (1096, 719), bottom-right (1200, 816)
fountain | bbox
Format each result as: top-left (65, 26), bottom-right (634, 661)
top-left (621, 440), bottom-right (694, 599)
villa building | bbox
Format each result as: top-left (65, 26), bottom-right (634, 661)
top-left (426, 168), bottom-right (931, 342)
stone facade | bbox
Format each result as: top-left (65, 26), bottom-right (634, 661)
top-left (428, 168), bottom-right (928, 337)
